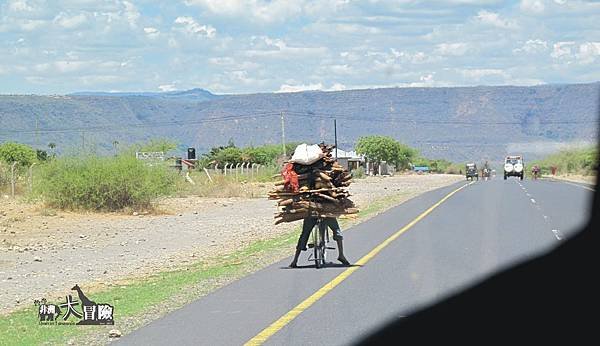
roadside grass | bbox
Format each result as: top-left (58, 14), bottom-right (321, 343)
top-left (531, 146), bottom-right (598, 176)
top-left (0, 230), bottom-right (300, 346)
top-left (32, 155), bottom-right (177, 211)
top-left (174, 167), bottom-right (279, 198)
top-left (0, 184), bottom-right (445, 346)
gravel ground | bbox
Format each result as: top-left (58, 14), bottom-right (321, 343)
top-left (544, 174), bottom-right (596, 185)
top-left (0, 173), bottom-right (461, 315)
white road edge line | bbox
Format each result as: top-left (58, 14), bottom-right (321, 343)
top-left (559, 180), bottom-right (596, 192)
top-left (530, 198), bottom-right (536, 203)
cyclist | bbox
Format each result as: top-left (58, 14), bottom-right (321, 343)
top-left (532, 165), bottom-right (540, 180)
top-left (289, 216), bottom-right (350, 268)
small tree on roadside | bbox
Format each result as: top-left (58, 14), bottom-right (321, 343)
top-left (0, 142), bottom-right (37, 166)
top-left (355, 135), bottom-right (417, 170)
top-left (36, 149), bottom-right (49, 161)
top-left (48, 142), bottom-right (57, 158)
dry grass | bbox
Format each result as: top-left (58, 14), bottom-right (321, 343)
top-left (175, 168), bottom-right (276, 198)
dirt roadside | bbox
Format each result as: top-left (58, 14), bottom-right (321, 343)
top-left (543, 174), bottom-right (596, 186)
top-left (0, 174), bottom-right (462, 315)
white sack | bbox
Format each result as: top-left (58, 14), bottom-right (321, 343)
top-left (290, 143), bottom-right (324, 165)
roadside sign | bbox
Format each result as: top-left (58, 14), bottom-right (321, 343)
top-left (135, 152), bottom-right (165, 161)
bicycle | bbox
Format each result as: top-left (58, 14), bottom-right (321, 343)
top-left (307, 216), bottom-right (335, 269)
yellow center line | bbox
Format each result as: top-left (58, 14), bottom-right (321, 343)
top-left (244, 182), bottom-right (474, 346)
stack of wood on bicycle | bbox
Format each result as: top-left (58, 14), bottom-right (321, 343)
top-left (269, 143), bottom-right (359, 225)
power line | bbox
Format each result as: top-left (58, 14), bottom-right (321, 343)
top-left (0, 111), bottom-right (281, 135)
top-left (283, 111), bottom-right (599, 125)
top-left (1, 109), bottom-right (597, 136)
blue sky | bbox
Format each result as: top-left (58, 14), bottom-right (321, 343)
top-left (0, 0), bottom-right (599, 94)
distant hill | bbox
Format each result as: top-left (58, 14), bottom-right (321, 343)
top-left (1, 83), bottom-right (598, 165)
top-left (69, 88), bottom-right (219, 102)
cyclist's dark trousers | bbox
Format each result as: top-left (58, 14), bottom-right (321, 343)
top-left (296, 217), bottom-right (343, 251)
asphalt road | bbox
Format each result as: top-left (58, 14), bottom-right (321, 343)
top-left (116, 178), bottom-right (593, 346)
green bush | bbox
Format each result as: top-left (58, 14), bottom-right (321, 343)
top-left (33, 155), bottom-right (177, 211)
top-left (352, 166), bottom-right (366, 179)
top-left (355, 135), bottom-right (417, 170)
top-left (200, 142), bottom-right (300, 168)
top-left (531, 147), bottom-right (598, 176)
top-left (0, 142), bottom-right (37, 166)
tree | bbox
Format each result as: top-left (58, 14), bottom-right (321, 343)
top-left (355, 136), bottom-right (417, 170)
top-left (0, 142), bottom-right (37, 166)
top-left (213, 146), bottom-right (243, 165)
top-left (36, 149), bottom-right (49, 161)
top-left (48, 142), bottom-right (57, 158)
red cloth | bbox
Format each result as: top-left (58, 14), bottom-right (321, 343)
top-left (281, 163), bottom-right (299, 192)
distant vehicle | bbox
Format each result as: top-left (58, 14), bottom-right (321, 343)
top-left (504, 155), bottom-right (524, 180)
top-left (413, 166), bottom-right (430, 174)
top-left (482, 167), bottom-right (491, 180)
top-left (465, 163), bottom-right (478, 180)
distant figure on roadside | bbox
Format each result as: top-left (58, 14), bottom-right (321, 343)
top-left (532, 165), bottom-right (541, 180)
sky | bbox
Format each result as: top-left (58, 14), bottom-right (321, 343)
top-left (0, 0), bottom-right (599, 95)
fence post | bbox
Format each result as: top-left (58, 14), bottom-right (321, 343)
top-left (235, 163), bottom-right (241, 180)
top-left (11, 161), bottom-right (18, 198)
top-left (203, 168), bottom-right (214, 183)
top-left (28, 163), bottom-right (36, 193)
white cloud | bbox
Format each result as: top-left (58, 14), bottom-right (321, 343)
top-left (10, 19), bottom-right (46, 31)
top-left (474, 10), bottom-right (518, 29)
top-left (158, 84), bottom-right (177, 92)
top-left (327, 83), bottom-right (346, 91)
top-left (78, 74), bottom-right (123, 86)
top-left (122, 1), bottom-right (140, 28)
top-left (459, 68), bottom-right (508, 80)
top-left (53, 12), bottom-right (87, 29)
top-left (8, 0), bottom-right (34, 12)
top-left (520, 0), bottom-right (545, 14)
top-left (551, 41), bottom-right (575, 59)
top-left (277, 83), bottom-right (323, 93)
top-left (435, 42), bottom-right (469, 56)
top-left (226, 70), bottom-right (265, 86)
top-left (245, 36), bottom-right (327, 58)
top-left (389, 48), bottom-right (435, 64)
top-left (277, 82), bottom-right (349, 93)
top-left (143, 27), bottom-right (160, 39)
top-left (184, 0), bottom-right (305, 23)
top-left (577, 42), bottom-right (600, 64)
top-left (173, 16), bottom-right (216, 38)
top-left (513, 39), bottom-right (548, 54)
top-left (329, 64), bottom-right (353, 75)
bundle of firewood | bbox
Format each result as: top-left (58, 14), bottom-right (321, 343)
top-left (269, 143), bottom-right (359, 225)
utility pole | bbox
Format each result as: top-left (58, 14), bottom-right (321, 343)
top-left (334, 118), bottom-right (338, 159)
top-left (281, 111), bottom-right (286, 157)
top-left (35, 116), bottom-right (39, 148)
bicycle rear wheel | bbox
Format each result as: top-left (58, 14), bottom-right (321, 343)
top-left (313, 222), bottom-right (325, 269)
